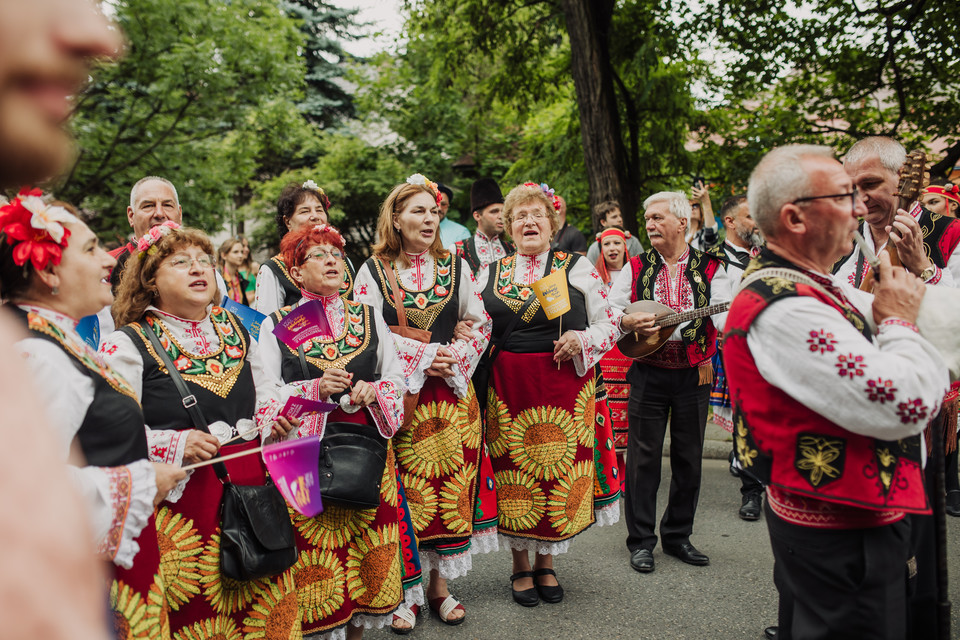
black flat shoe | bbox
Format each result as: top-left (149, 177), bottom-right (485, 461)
top-left (663, 542), bottom-right (710, 566)
top-left (510, 571), bottom-right (540, 607)
top-left (533, 568), bottom-right (564, 603)
top-left (764, 626), bottom-right (778, 639)
top-left (629, 548), bottom-right (655, 573)
top-left (947, 491), bottom-right (960, 517)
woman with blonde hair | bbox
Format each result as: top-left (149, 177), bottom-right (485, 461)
top-left (103, 223), bottom-right (300, 639)
top-left (354, 174), bottom-right (493, 631)
top-left (476, 182), bottom-right (621, 607)
top-left (218, 236), bottom-right (250, 304)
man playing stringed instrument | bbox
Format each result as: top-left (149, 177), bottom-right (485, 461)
top-left (609, 191), bottom-right (732, 573)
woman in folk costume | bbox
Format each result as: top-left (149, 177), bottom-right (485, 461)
top-left (0, 190), bottom-right (186, 639)
top-left (258, 224), bottom-right (409, 640)
top-left (254, 180), bottom-right (355, 315)
top-left (353, 174), bottom-right (493, 630)
top-left (476, 182), bottom-right (621, 607)
top-left (101, 223), bottom-right (301, 639)
top-left (593, 226), bottom-right (633, 477)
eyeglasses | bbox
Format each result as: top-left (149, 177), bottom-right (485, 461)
top-left (792, 187), bottom-right (860, 211)
top-left (305, 248), bottom-right (344, 262)
top-left (164, 255), bottom-right (215, 270)
top-left (514, 210), bottom-right (547, 222)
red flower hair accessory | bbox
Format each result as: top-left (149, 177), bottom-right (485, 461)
top-left (407, 173), bottom-right (442, 207)
top-left (523, 182), bottom-right (562, 212)
top-left (136, 220), bottom-right (180, 258)
top-left (0, 187), bottom-right (79, 271)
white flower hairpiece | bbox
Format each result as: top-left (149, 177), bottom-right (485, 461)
top-left (302, 179), bottom-right (319, 191)
top-left (19, 195), bottom-right (78, 245)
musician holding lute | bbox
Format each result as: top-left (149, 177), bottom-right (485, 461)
top-left (608, 191), bottom-right (732, 574)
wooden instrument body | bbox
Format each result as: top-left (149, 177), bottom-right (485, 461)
top-left (616, 300), bottom-right (682, 359)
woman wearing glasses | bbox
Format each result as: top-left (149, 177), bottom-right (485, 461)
top-left (104, 223), bottom-right (301, 638)
top-left (353, 175), bottom-right (492, 631)
top-left (257, 223), bottom-right (412, 639)
top-left (475, 182), bottom-right (621, 608)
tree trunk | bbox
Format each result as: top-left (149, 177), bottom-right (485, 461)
top-left (559, 0), bottom-right (638, 236)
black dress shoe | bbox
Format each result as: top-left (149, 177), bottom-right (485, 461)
top-left (532, 568), bottom-right (564, 603)
top-left (510, 571), bottom-right (540, 607)
top-left (947, 491), bottom-right (960, 517)
top-left (764, 626), bottom-right (778, 639)
top-left (629, 548), bottom-right (655, 573)
top-left (663, 542), bottom-right (710, 566)
top-left (739, 492), bottom-right (762, 521)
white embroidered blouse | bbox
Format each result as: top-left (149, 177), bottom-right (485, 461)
top-left (17, 305), bottom-right (156, 570)
top-left (474, 250), bottom-right (621, 377)
top-left (258, 292), bottom-right (407, 440)
top-left (353, 251), bottom-right (492, 398)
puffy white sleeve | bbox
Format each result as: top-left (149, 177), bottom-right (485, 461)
top-left (362, 312), bottom-right (407, 437)
top-left (607, 261), bottom-right (636, 317)
top-left (354, 260), bottom-right (439, 394)
top-left (567, 258), bottom-right (622, 376)
top-left (443, 259), bottom-right (492, 397)
top-left (254, 263), bottom-right (285, 315)
top-left (747, 295), bottom-right (949, 440)
top-left (99, 330), bottom-right (189, 468)
top-left (18, 337), bottom-right (158, 567)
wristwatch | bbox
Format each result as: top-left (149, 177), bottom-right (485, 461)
top-left (919, 264), bottom-right (936, 281)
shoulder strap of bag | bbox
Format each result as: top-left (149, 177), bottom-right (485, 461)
top-left (297, 344), bottom-right (310, 379)
top-left (378, 255), bottom-right (410, 329)
top-left (140, 319), bottom-right (230, 481)
top-left (487, 250), bottom-right (554, 368)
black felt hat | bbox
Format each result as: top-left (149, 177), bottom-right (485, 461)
top-left (470, 178), bottom-right (503, 213)
top-left (436, 183), bottom-right (454, 200)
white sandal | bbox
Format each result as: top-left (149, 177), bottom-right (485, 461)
top-left (391, 603), bottom-right (419, 635)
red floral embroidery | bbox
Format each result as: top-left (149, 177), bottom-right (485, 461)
top-left (102, 344), bottom-right (119, 356)
top-left (896, 398), bottom-right (929, 424)
top-left (806, 329), bottom-right (837, 355)
top-left (357, 284), bottom-right (368, 296)
top-left (224, 344), bottom-right (243, 359)
top-left (173, 355), bottom-right (191, 371)
top-left (864, 378), bottom-right (897, 404)
top-left (835, 353), bottom-right (866, 377)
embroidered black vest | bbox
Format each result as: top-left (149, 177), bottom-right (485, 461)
top-left (628, 247), bottom-right (722, 367)
top-left (21, 309), bottom-right (147, 466)
top-left (725, 249), bottom-right (927, 513)
top-left (455, 235), bottom-right (516, 274)
top-left (266, 254), bottom-right (356, 305)
top-left (271, 301), bottom-right (381, 395)
top-left (119, 308), bottom-right (255, 430)
top-left (481, 251), bottom-right (587, 353)
top-left (365, 252), bottom-right (460, 343)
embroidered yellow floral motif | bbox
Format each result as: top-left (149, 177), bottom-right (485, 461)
top-left (735, 416), bottom-right (758, 469)
top-left (796, 435), bottom-right (843, 487)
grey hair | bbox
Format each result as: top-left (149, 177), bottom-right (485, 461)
top-left (129, 176), bottom-right (180, 210)
top-left (643, 191), bottom-right (691, 223)
top-left (748, 144), bottom-right (835, 238)
top-left (843, 137), bottom-right (905, 174)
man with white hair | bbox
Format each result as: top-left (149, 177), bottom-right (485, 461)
top-left (726, 144), bottom-right (947, 639)
top-left (609, 191), bottom-right (732, 573)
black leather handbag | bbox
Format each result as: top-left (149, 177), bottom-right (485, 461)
top-left (317, 422), bottom-right (388, 509)
top-left (142, 323), bottom-right (297, 581)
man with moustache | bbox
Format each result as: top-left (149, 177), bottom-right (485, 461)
top-left (0, 1), bottom-right (121, 639)
top-left (454, 177), bottom-right (515, 275)
top-left (726, 144), bottom-right (946, 639)
top-left (609, 191), bottom-right (732, 573)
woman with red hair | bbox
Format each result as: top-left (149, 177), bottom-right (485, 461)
top-left (258, 223), bottom-right (411, 640)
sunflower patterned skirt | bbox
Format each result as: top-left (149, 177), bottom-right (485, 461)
top-left (393, 377), bottom-right (483, 577)
top-left (154, 439), bottom-right (301, 640)
top-left (487, 351), bottom-right (610, 553)
top-left (288, 411), bottom-right (404, 637)
top-left (112, 515), bottom-right (171, 640)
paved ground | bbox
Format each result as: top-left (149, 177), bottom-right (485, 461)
top-left (367, 455), bottom-right (960, 640)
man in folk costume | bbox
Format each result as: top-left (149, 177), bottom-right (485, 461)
top-left (609, 191), bottom-right (732, 573)
top-left (454, 178), bottom-right (515, 275)
top-left (840, 136), bottom-right (960, 637)
top-left (708, 195), bottom-right (767, 521)
top-left (726, 144), bottom-right (948, 639)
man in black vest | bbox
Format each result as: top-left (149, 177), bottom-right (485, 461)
top-left (609, 191), bottom-right (732, 574)
top-left (454, 178), bottom-right (515, 275)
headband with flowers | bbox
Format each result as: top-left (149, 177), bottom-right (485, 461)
top-left (301, 179), bottom-right (332, 213)
top-left (923, 183), bottom-right (960, 209)
top-left (0, 187), bottom-right (79, 271)
top-left (595, 227), bottom-right (632, 243)
top-left (522, 181), bottom-right (562, 212)
top-left (406, 173), bottom-right (442, 207)
top-left (136, 220), bottom-right (180, 258)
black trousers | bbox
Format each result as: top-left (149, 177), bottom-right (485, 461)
top-left (624, 362), bottom-right (709, 552)
top-left (732, 436), bottom-right (765, 496)
top-left (767, 504), bottom-right (910, 640)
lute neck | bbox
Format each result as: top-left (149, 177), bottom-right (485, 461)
top-left (660, 301), bottom-right (730, 327)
